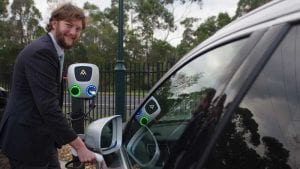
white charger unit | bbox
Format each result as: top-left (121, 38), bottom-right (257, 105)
top-left (67, 63), bottom-right (99, 98)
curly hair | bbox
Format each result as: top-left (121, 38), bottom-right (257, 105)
top-left (46, 3), bottom-right (86, 32)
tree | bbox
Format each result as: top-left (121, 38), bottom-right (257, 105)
top-left (233, 0), bottom-right (273, 19)
top-left (177, 0), bottom-right (273, 59)
top-left (0, 0), bottom-right (45, 79)
top-left (0, 0), bottom-right (9, 49)
top-left (77, 0), bottom-right (201, 65)
top-left (194, 12), bottom-right (231, 45)
top-left (10, 0), bottom-right (44, 46)
top-left (0, 0), bottom-right (44, 73)
top-left (177, 12), bottom-right (231, 57)
top-left (262, 136), bottom-right (291, 169)
top-left (124, 30), bottom-right (145, 63)
top-left (176, 17), bottom-right (199, 59)
top-left (0, 0), bottom-right (10, 83)
top-left (204, 107), bottom-right (291, 169)
top-left (74, 2), bottom-right (118, 64)
top-left (125, 0), bottom-right (202, 62)
top-left (0, 0), bottom-right (9, 18)
top-left (148, 39), bottom-right (176, 63)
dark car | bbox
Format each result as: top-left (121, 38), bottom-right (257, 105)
top-left (0, 87), bottom-right (9, 169)
top-left (0, 87), bottom-right (8, 105)
top-left (77, 0), bottom-right (300, 169)
top-left (0, 87), bottom-right (8, 120)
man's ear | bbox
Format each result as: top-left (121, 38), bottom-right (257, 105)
top-left (51, 20), bottom-right (58, 30)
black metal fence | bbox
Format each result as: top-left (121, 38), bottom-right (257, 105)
top-left (0, 62), bottom-right (173, 122)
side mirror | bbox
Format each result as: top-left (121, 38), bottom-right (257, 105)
top-left (126, 126), bottom-right (160, 168)
top-left (84, 115), bottom-right (122, 155)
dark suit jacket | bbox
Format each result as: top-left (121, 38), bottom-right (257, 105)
top-left (0, 34), bottom-right (77, 165)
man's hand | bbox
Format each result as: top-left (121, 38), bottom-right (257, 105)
top-left (76, 146), bottom-right (96, 163)
top-left (69, 137), bottom-right (96, 162)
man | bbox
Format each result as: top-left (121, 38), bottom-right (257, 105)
top-left (0, 3), bottom-right (96, 169)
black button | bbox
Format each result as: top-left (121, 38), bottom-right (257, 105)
top-left (71, 87), bottom-right (79, 95)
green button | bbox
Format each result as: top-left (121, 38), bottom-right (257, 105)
top-left (70, 85), bottom-right (81, 97)
top-left (139, 116), bottom-right (149, 125)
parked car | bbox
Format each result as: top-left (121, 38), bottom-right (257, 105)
top-left (77, 0), bottom-right (300, 169)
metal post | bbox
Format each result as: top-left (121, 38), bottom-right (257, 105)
top-left (115, 0), bottom-right (126, 121)
top-left (71, 98), bottom-right (84, 133)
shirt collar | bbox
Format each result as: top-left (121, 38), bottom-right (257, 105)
top-left (48, 32), bottom-right (64, 57)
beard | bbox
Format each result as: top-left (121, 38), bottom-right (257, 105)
top-left (56, 30), bottom-right (77, 49)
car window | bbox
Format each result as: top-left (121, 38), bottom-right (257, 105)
top-left (123, 38), bottom-right (248, 169)
top-left (203, 25), bottom-right (300, 169)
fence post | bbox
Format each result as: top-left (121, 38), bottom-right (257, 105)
top-left (156, 62), bottom-right (161, 81)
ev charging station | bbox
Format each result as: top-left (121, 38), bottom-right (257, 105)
top-left (67, 63), bottom-right (99, 99)
top-left (67, 63), bottom-right (99, 169)
top-left (67, 63), bottom-right (99, 134)
top-left (66, 63), bottom-right (122, 169)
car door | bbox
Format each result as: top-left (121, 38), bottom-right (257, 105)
top-left (119, 30), bottom-right (262, 169)
top-left (201, 22), bottom-right (300, 169)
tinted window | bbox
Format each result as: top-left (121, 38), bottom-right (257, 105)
top-left (204, 25), bottom-right (300, 169)
top-left (123, 38), bottom-right (248, 169)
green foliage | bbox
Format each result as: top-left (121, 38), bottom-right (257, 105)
top-left (177, 12), bottom-right (231, 56)
top-left (176, 17), bottom-right (198, 57)
top-left (124, 30), bottom-right (145, 63)
top-left (204, 107), bottom-right (291, 169)
top-left (81, 2), bottom-right (118, 64)
top-left (176, 0), bottom-right (272, 58)
top-left (0, 0), bottom-right (9, 18)
top-left (133, 0), bottom-right (175, 38)
top-left (233, 0), bottom-right (273, 19)
top-left (0, 0), bottom-right (273, 75)
top-left (149, 39), bottom-right (177, 63)
top-left (0, 0), bottom-right (44, 76)
top-left (10, 0), bottom-right (43, 45)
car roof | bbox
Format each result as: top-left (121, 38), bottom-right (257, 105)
top-left (178, 0), bottom-right (300, 65)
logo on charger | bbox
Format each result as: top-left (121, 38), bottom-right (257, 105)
top-left (145, 100), bottom-right (158, 114)
top-left (135, 96), bottom-right (161, 126)
top-left (80, 69), bottom-right (87, 76)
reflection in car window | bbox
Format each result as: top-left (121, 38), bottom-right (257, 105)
top-left (204, 25), bottom-right (300, 169)
top-left (123, 38), bottom-right (248, 169)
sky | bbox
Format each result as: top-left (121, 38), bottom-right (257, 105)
top-left (10, 0), bottom-right (239, 46)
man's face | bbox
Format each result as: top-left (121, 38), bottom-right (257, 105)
top-left (51, 19), bottom-right (83, 49)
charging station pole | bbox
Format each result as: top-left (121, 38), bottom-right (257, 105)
top-left (71, 98), bottom-right (84, 134)
top-left (68, 63), bottom-right (99, 133)
top-left (70, 98), bottom-right (84, 169)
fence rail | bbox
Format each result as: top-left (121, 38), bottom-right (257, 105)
top-left (0, 62), bottom-right (173, 123)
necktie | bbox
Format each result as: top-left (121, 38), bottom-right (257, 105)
top-left (59, 54), bottom-right (64, 81)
